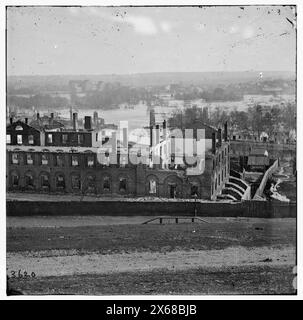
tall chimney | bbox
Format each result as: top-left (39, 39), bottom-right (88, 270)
top-left (218, 128), bottom-right (222, 146)
top-left (84, 116), bottom-right (92, 130)
top-left (163, 120), bottom-right (167, 140)
top-left (150, 126), bottom-right (153, 147)
top-left (49, 113), bottom-right (54, 126)
top-left (155, 124), bottom-right (160, 145)
top-left (149, 108), bottom-right (155, 147)
top-left (73, 113), bottom-right (78, 131)
top-left (224, 121), bottom-right (228, 141)
top-left (93, 111), bottom-right (98, 125)
top-left (150, 108), bottom-right (155, 127)
top-left (212, 132), bottom-right (216, 154)
top-left (25, 118), bottom-right (28, 124)
top-left (10, 117), bottom-right (13, 125)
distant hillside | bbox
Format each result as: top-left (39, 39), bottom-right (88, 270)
top-left (7, 71), bottom-right (295, 89)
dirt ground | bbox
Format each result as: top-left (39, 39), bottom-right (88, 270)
top-left (7, 217), bottom-right (296, 295)
top-left (10, 265), bottom-right (296, 295)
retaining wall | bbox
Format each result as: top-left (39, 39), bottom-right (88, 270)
top-left (6, 199), bottom-right (296, 218)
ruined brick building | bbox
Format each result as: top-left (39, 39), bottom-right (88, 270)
top-left (6, 111), bottom-right (250, 200)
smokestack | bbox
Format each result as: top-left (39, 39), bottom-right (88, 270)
top-left (150, 126), bottom-right (153, 147)
top-left (155, 124), bottom-right (160, 145)
top-left (224, 122), bottom-right (228, 141)
top-left (93, 111), bottom-right (98, 125)
top-left (218, 128), bottom-right (222, 146)
top-left (73, 113), bottom-right (78, 131)
top-left (10, 117), bottom-right (13, 125)
top-left (25, 118), bottom-right (28, 124)
top-left (150, 108), bottom-right (155, 147)
top-left (163, 120), bottom-right (167, 139)
top-left (150, 108), bottom-right (155, 127)
top-left (49, 113), bottom-right (54, 126)
top-left (84, 116), bottom-right (92, 130)
top-left (212, 132), bottom-right (216, 154)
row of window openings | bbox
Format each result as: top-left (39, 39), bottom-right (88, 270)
top-left (46, 134), bottom-right (85, 144)
top-left (213, 166), bottom-right (228, 194)
top-left (11, 175), bottom-right (199, 197)
top-left (213, 149), bottom-right (229, 170)
top-left (7, 134), bottom-right (34, 145)
top-left (12, 154), bottom-right (95, 167)
top-left (11, 174), bottom-right (127, 192)
top-left (6, 134), bottom-right (87, 145)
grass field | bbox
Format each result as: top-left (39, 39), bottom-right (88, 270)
top-left (7, 217), bottom-right (296, 295)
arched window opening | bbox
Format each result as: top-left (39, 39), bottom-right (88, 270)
top-left (11, 173), bottom-right (19, 187)
top-left (86, 175), bottom-right (96, 193)
top-left (190, 184), bottom-right (199, 197)
top-left (168, 183), bottom-right (177, 198)
top-left (71, 175), bottom-right (81, 190)
top-left (149, 179), bottom-right (157, 194)
top-left (41, 174), bottom-right (50, 189)
top-left (103, 177), bottom-right (110, 191)
top-left (25, 173), bottom-right (34, 189)
top-left (56, 174), bottom-right (65, 189)
top-left (119, 178), bottom-right (127, 192)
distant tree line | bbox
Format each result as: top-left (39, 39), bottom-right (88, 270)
top-left (168, 103), bottom-right (296, 138)
top-left (7, 94), bottom-right (69, 110)
top-left (7, 86), bottom-right (153, 111)
top-left (72, 86), bottom-right (151, 109)
top-left (174, 87), bottom-right (243, 102)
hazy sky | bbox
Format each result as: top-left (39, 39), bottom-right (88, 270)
top-left (7, 6), bottom-right (296, 75)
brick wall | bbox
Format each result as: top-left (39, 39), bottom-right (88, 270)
top-left (6, 199), bottom-right (296, 218)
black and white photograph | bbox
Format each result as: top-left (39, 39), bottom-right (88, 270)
top-left (2, 1), bottom-right (300, 299)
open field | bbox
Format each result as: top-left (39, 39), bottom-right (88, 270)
top-left (9, 265), bottom-right (295, 295)
top-left (7, 218), bottom-right (296, 253)
top-left (7, 217), bottom-right (296, 295)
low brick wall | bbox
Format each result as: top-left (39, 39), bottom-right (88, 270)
top-left (6, 199), bottom-right (296, 218)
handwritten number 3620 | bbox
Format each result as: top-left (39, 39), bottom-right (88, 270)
top-left (10, 270), bottom-right (36, 279)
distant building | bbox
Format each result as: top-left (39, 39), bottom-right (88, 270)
top-left (247, 148), bottom-right (270, 171)
top-left (29, 113), bottom-right (65, 131)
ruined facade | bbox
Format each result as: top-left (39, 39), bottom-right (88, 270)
top-left (6, 115), bottom-right (244, 200)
